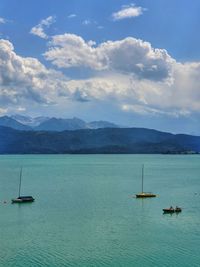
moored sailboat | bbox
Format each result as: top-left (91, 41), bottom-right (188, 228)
top-left (136, 164), bottom-right (156, 198)
top-left (12, 167), bottom-right (35, 203)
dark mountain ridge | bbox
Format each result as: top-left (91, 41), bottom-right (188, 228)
top-left (0, 126), bottom-right (199, 154)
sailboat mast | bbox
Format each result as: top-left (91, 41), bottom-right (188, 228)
top-left (18, 167), bottom-right (22, 197)
top-left (142, 164), bottom-right (144, 193)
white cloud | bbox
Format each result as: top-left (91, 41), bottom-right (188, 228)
top-left (17, 106), bottom-right (26, 112)
top-left (1, 35), bottom-right (200, 122)
top-left (59, 62), bottom-right (200, 118)
top-left (44, 34), bottom-right (106, 70)
top-left (121, 104), bottom-right (191, 118)
top-left (0, 107), bottom-right (7, 115)
top-left (30, 16), bottom-right (56, 39)
top-left (44, 34), bottom-right (174, 82)
top-left (0, 39), bottom-right (69, 109)
top-left (0, 17), bottom-right (6, 24)
top-left (68, 14), bottom-right (77, 19)
top-left (65, 74), bottom-right (131, 101)
top-left (82, 19), bottom-right (91, 25)
top-left (112, 4), bottom-right (145, 21)
top-left (43, 33), bottom-right (200, 116)
top-left (97, 26), bottom-right (104, 30)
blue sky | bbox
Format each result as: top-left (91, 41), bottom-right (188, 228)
top-left (0, 0), bottom-right (200, 134)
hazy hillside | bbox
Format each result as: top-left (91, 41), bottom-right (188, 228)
top-left (35, 117), bottom-right (87, 131)
top-left (87, 121), bottom-right (119, 129)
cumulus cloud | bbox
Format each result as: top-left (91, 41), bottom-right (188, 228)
top-left (44, 34), bottom-right (106, 70)
top-left (112, 4), bottom-right (145, 21)
top-left (0, 39), bottom-right (69, 109)
top-left (30, 16), bottom-right (56, 39)
top-left (44, 34), bottom-right (174, 82)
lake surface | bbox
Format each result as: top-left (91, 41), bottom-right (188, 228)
top-left (0, 154), bottom-right (200, 267)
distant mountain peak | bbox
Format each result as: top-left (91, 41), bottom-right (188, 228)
top-left (1, 115), bottom-right (120, 132)
top-left (11, 114), bottom-right (50, 127)
top-left (0, 115), bottom-right (32, 131)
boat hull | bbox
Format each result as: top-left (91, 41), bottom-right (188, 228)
top-left (163, 209), bottom-right (175, 213)
top-left (12, 196), bottom-right (35, 203)
top-left (136, 193), bottom-right (156, 198)
top-left (163, 208), bottom-right (182, 213)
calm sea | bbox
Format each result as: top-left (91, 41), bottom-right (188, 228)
top-left (0, 154), bottom-right (200, 267)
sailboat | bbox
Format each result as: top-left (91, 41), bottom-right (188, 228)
top-left (136, 164), bottom-right (156, 198)
top-left (12, 167), bottom-right (35, 203)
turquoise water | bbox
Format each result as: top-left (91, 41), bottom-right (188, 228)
top-left (0, 154), bottom-right (200, 267)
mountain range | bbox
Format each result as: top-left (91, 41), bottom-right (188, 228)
top-left (0, 125), bottom-right (199, 154)
top-left (0, 115), bottom-right (119, 131)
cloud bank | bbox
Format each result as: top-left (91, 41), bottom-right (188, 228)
top-left (1, 34), bottom-right (200, 123)
top-left (43, 33), bottom-right (200, 118)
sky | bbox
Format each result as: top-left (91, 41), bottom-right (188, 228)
top-left (0, 0), bottom-right (200, 134)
